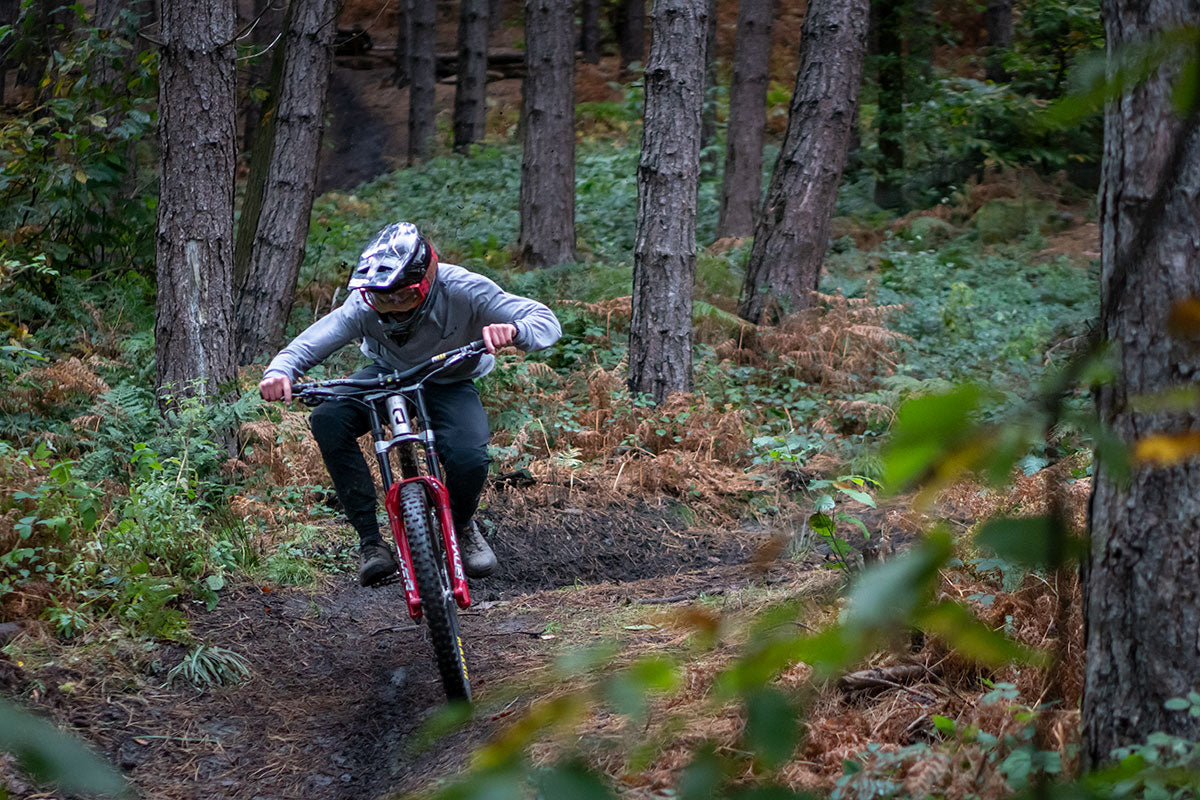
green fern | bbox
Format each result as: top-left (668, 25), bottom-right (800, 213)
top-left (166, 644), bottom-right (251, 690)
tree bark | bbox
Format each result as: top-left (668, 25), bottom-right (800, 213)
top-left (394, 0), bottom-right (410, 87)
top-left (155, 0), bottom-right (237, 403)
top-left (13, 2), bottom-right (74, 97)
top-left (408, 0), bottom-right (437, 163)
top-left (616, 0), bottom-right (645, 76)
top-left (716, 0), bottom-right (774, 239)
top-left (984, 0), bottom-right (1013, 83)
top-left (1083, 0), bottom-right (1200, 767)
top-left (454, 0), bottom-right (489, 152)
top-left (580, 0), bottom-right (602, 63)
top-left (739, 0), bottom-right (868, 324)
top-left (94, 0), bottom-right (153, 198)
top-left (699, 0), bottom-right (718, 155)
top-left (910, 0), bottom-right (935, 92)
top-left (873, 0), bottom-right (904, 210)
top-left (490, 0), bottom-right (506, 32)
top-left (240, 0), bottom-right (280, 155)
top-left (233, 0), bottom-right (341, 366)
top-left (518, 0), bottom-right (576, 267)
top-left (628, 0), bottom-right (707, 403)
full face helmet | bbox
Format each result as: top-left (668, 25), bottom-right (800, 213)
top-left (349, 222), bottom-right (439, 323)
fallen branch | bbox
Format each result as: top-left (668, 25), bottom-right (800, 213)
top-left (838, 664), bottom-right (932, 694)
top-left (635, 588), bottom-right (726, 605)
top-left (370, 624), bottom-right (420, 636)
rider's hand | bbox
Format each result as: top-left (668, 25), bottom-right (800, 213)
top-left (482, 323), bottom-right (518, 354)
top-left (259, 374), bottom-right (292, 404)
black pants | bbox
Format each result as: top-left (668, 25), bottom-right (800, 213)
top-left (309, 364), bottom-right (492, 544)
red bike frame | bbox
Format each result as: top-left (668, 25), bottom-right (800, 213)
top-left (384, 476), bottom-right (472, 620)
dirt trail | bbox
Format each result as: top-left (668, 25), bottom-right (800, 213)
top-left (0, 498), bottom-right (768, 800)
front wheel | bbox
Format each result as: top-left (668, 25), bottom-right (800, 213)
top-left (400, 481), bottom-right (471, 702)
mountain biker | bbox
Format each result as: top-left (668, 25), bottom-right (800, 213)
top-left (258, 222), bottom-right (562, 587)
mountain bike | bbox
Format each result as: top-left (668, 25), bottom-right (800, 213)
top-left (295, 341), bottom-right (489, 702)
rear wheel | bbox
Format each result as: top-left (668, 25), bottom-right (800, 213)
top-left (400, 481), bottom-right (471, 702)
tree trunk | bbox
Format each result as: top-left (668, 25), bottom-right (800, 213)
top-left (580, 0), bottom-right (602, 63)
top-left (616, 0), bottom-right (645, 76)
top-left (716, 0), bottom-right (774, 239)
top-left (155, 0), bottom-right (237, 403)
top-left (909, 0), bottom-right (934, 92)
top-left (739, 0), bottom-right (868, 324)
top-left (94, 0), bottom-right (153, 198)
top-left (408, 0), bottom-right (437, 163)
top-left (518, 0), bottom-right (576, 267)
top-left (1083, 0), bottom-right (1200, 767)
top-left (873, 0), bottom-right (904, 210)
top-left (233, 0), bottom-right (341, 366)
top-left (240, 0), bottom-right (279, 155)
top-left (13, 2), bottom-right (74, 97)
top-left (699, 0), bottom-right (718, 157)
top-left (984, 0), bottom-right (1012, 82)
top-left (490, 0), bottom-right (506, 32)
top-left (454, 0), bottom-right (489, 152)
top-left (394, 0), bottom-right (410, 87)
top-left (0, 0), bottom-right (16, 102)
top-left (628, 0), bottom-right (707, 403)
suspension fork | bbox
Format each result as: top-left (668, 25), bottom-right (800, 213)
top-left (409, 390), bottom-right (470, 609)
top-left (369, 402), bottom-right (423, 617)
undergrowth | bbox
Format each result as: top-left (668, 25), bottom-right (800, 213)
top-left (0, 81), bottom-right (1110, 798)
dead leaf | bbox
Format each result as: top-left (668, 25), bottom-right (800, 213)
top-left (1167, 298), bottom-right (1200, 338)
top-left (1133, 431), bottom-right (1200, 466)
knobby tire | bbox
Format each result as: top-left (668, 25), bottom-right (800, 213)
top-left (399, 482), bottom-right (471, 702)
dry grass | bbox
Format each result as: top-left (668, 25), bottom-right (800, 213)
top-left (484, 459), bottom-right (1089, 800)
top-left (4, 356), bottom-right (110, 413)
top-left (715, 292), bottom-right (908, 394)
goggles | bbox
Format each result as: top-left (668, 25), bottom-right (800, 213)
top-left (362, 275), bottom-right (432, 310)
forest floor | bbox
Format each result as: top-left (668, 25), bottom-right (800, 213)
top-left (0, 486), bottom-right (833, 800)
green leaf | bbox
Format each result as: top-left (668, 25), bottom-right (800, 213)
top-left (437, 763), bottom-right (526, 800)
top-left (536, 760), bottom-right (614, 800)
top-left (975, 516), bottom-right (1081, 570)
top-left (678, 745), bottom-right (723, 800)
top-left (1172, 53), bottom-right (1200, 114)
top-left (742, 688), bottom-right (798, 769)
top-left (604, 674), bottom-right (646, 719)
top-left (883, 385), bottom-right (981, 492)
top-left (844, 528), bottom-right (953, 631)
top-left (204, 574), bottom-right (225, 592)
top-left (628, 656), bottom-right (679, 692)
top-left (836, 487), bottom-right (876, 507)
top-left (836, 513), bottom-right (870, 539)
top-left (808, 512), bottom-right (834, 537)
top-left (917, 601), bottom-right (1046, 667)
top-left (721, 623), bottom-right (871, 694)
top-left (931, 714), bottom-right (957, 736)
top-left (728, 785), bottom-right (818, 800)
top-left (0, 699), bottom-right (127, 796)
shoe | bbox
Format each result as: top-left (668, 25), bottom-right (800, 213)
top-left (459, 520), bottom-right (497, 578)
top-left (359, 540), bottom-right (399, 587)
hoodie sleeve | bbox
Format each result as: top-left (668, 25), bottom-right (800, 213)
top-left (263, 295), bottom-right (365, 380)
top-left (471, 275), bottom-right (563, 352)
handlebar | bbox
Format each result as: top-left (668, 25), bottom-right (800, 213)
top-left (293, 339), bottom-right (489, 405)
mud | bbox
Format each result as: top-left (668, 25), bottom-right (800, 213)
top-left (0, 499), bottom-right (766, 800)
top-left (475, 494), bottom-right (753, 598)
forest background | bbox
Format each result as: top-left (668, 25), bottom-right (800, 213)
top-left (1, 0), bottom-right (1198, 798)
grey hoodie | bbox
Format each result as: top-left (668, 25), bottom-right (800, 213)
top-left (264, 263), bottom-right (562, 383)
